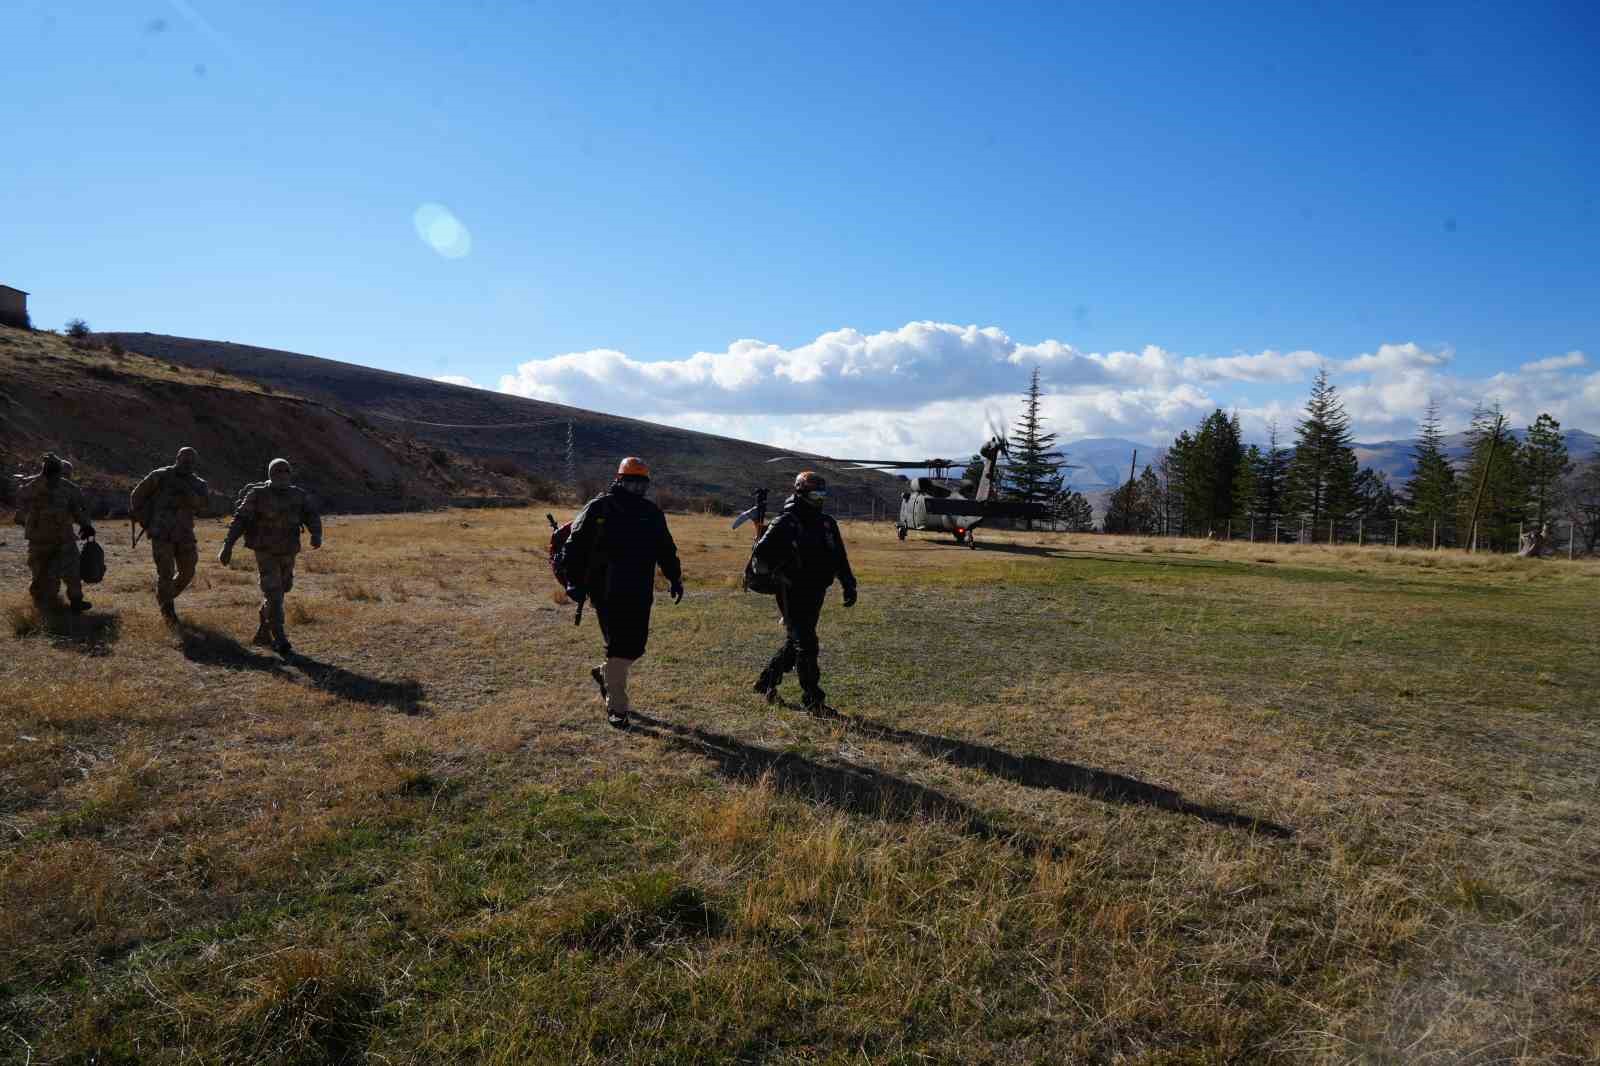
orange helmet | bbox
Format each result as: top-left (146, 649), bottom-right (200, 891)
top-left (794, 471), bottom-right (826, 493)
top-left (617, 456), bottom-right (650, 478)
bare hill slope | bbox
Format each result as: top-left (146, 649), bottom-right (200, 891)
top-left (102, 332), bottom-right (900, 511)
top-left (0, 326), bottom-right (528, 516)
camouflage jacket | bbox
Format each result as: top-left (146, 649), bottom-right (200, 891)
top-left (130, 465), bottom-right (209, 544)
top-left (15, 475), bottom-right (93, 546)
top-left (227, 483), bottom-right (322, 556)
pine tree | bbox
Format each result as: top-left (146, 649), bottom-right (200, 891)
top-left (1233, 444), bottom-right (1261, 535)
top-left (1178, 410), bottom-right (1245, 535)
top-left (1255, 421), bottom-right (1291, 527)
top-left (1163, 432), bottom-right (1196, 534)
top-left (1287, 369), bottom-right (1360, 540)
top-left (1402, 398), bottom-right (1458, 546)
top-left (1102, 471), bottom-right (1143, 534)
top-left (1457, 404), bottom-right (1524, 551)
top-left (1568, 454), bottom-right (1600, 555)
top-left (1003, 367), bottom-right (1067, 529)
top-left (1135, 465), bottom-right (1162, 533)
top-left (1521, 413), bottom-right (1571, 529)
top-left (1054, 489), bottom-right (1095, 531)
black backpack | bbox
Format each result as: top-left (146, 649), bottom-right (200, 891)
top-left (79, 538), bottom-right (106, 584)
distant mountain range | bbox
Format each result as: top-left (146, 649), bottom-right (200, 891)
top-left (1066, 430), bottom-right (1599, 492)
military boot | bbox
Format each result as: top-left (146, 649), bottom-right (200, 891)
top-left (752, 671), bottom-right (780, 704)
top-left (160, 601), bottom-right (179, 625)
top-left (68, 599), bottom-right (92, 614)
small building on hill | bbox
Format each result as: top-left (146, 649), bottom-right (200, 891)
top-left (0, 285), bottom-right (29, 329)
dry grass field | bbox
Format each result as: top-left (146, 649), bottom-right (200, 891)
top-left (2, 509), bottom-right (1597, 1064)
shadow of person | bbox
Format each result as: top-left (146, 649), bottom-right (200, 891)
top-left (178, 622), bottom-right (287, 674)
top-left (826, 707), bottom-right (1293, 839)
top-left (287, 654), bottom-right (427, 715)
top-left (628, 712), bottom-right (1053, 856)
top-left (14, 602), bottom-right (123, 656)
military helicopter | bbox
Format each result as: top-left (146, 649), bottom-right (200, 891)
top-left (763, 428), bottom-right (1055, 549)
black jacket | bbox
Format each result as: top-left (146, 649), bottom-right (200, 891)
top-left (564, 486), bottom-right (682, 604)
top-left (753, 496), bottom-right (856, 592)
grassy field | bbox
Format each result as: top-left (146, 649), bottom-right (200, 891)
top-left (2, 509), bottom-right (1597, 1064)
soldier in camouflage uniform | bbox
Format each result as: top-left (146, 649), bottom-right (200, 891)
top-left (15, 454), bottom-right (96, 612)
top-left (219, 458), bottom-right (322, 656)
top-left (131, 447), bottom-right (208, 622)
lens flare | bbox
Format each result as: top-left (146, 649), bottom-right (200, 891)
top-left (412, 203), bottom-right (472, 259)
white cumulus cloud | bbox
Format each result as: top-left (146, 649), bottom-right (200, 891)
top-left (473, 321), bottom-right (1595, 462)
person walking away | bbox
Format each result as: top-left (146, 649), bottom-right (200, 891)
top-left (562, 457), bottom-right (683, 728)
top-left (15, 454), bottom-right (96, 612)
top-left (218, 458), bottom-right (322, 656)
top-left (131, 447), bottom-right (208, 623)
top-left (751, 471), bottom-right (857, 713)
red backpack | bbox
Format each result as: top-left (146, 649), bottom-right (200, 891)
top-left (546, 513), bottom-right (574, 589)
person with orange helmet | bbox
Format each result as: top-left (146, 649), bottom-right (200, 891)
top-left (750, 470), bottom-right (857, 713)
top-left (562, 456), bottom-right (684, 728)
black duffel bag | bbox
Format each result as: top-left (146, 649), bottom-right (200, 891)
top-left (80, 538), bottom-right (106, 585)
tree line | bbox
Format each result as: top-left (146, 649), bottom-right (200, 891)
top-left (1100, 369), bottom-right (1596, 551)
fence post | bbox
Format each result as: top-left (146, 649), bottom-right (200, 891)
top-left (1572, 520), bottom-right (1577, 561)
top-left (1358, 518), bottom-right (1364, 546)
top-left (1471, 520), bottom-right (1478, 553)
top-left (1273, 520), bottom-right (1279, 544)
top-left (1392, 520), bottom-right (1398, 547)
top-left (1329, 518), bottom-right (1335, 545)
top-left (1432, 520), bottom-right (1438, 551)
top-left (1250, 516), bottom-right (1255, 543)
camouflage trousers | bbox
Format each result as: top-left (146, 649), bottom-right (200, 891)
top-left (255, 552), bottom-right (297, 644)
top-left (28, 540), bottom-right (83, 607)
top-left (152, 539), bottom-right (199, 607)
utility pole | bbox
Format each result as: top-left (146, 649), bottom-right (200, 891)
top-left (1466, 413), bottom-right (1506, 553)
top-left (565, 420), bottom-right (577, 495)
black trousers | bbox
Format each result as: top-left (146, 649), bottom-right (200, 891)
top-left (764, 583), bottom-right (828, 703)
top-left (593, 594), bottom-right (652, 660)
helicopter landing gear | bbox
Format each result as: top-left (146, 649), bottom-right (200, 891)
top-left (896, 525), bottom-right (907, 541)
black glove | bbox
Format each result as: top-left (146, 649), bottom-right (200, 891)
top-left (670, 580), bottom-right (684, 604)
top-left (80, 524), bottom-right (96, 541)
top-left (842, 584), bottom-right (857, 608)
top-left (565, 585), bottom-right (586, 605)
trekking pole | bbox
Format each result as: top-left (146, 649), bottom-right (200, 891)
top-left (574, 600), bottom-right (584, 626)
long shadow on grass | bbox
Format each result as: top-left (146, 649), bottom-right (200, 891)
top-left (834, 707), bottom-right (1293, 839)
top-left (178, 624), bottom-right (427, 714)
top-left (628, 712), bottom-right (1054, 856)
top-left (288, 655), bottom-right (428, 715)
top-left (179, 622), bottom-right (287, 673)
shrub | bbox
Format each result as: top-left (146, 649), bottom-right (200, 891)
top-left (64, 318), bottom-right (90, 340)
top-left (429, 449), bottom-right (450, 467)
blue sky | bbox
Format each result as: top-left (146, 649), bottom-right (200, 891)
top-left (4, 0), bottom-right (1596, 457)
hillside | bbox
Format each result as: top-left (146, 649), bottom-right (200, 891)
top-left (101, 332), bottom-right (901, 513)
top-left (0, 326), bottom-right (529, 515)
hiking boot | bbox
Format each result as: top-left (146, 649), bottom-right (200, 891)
top-left (606, 709), bottom-right (630, 730)
top-left (753, 674), bottom-right (779, 704)
top-left (159, 602), bottom-right (179, 624)
top-left (68, 600), bottom-right (91, 614)
top-left (273, 640), bottom-right (293, 658)
top-left (590, 666), bottom-right (608, 702)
